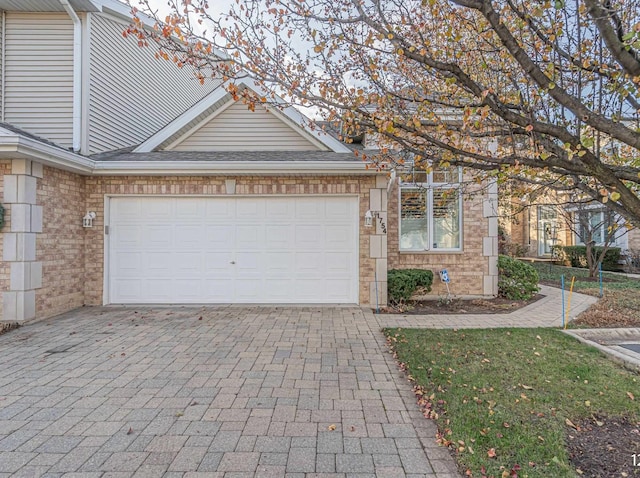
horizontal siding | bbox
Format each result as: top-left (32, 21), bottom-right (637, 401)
top-left (88, 14), bottom-right (219, 154)
top-left (4, 13), bottom-right (74, 148)
top-left (171, 101), bottom-right (320, 151)
top-left (0, 15), bottom-right (3, 111)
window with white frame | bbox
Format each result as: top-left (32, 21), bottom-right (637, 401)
top-left (399, 166), bottom-right (462, 251)
top-left (575, 208), bottom-right (616, 246)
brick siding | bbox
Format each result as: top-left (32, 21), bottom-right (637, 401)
top-left (387, 180), bottom-right (491, 297)
top-left (0, 160), bottom-right (12, 318)
top-left (51, 174), bottom-right (379, 309)
top-left (36, 166), bottom-right (86, 319)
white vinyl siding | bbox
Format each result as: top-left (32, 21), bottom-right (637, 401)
top-left (4, 13), bottom-right (74, 148)
top-left (170, 100), bottom-right (322, 151)
top-left (0, 15), bottom-right (3, 112)
top-left (88, 14), bottom-right (218, 154)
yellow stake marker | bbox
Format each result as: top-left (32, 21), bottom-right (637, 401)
top-left (564, 276), bottom-right (576, 329)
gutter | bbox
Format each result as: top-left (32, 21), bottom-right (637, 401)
top-left (92, 160), bottom-right (378, 176)
top-left (0, 136), bottom-right (94, 173)
top-left (60, 0), bottom-right (82, 152)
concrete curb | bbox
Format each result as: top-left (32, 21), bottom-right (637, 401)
top-left (562, 329), bottom-right (640, 372)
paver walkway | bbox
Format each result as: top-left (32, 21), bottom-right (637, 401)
top-left (0, 306), bottom-right (459, 477)
top-left (375, 285), bottom-right (598, 329)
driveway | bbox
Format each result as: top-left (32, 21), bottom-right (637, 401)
top-left (0, 306), bottom-right (458, 477)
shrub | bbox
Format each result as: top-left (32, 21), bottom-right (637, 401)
top-left (562, 246), bottom-right (622, 271)
top-left (387, 269), bottom-right (434, 305)
top-left (498, 255), bottom-right (540, 300)
top-left (624, 249), bottom-right (640, 273)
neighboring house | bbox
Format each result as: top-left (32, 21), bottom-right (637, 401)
top-left (502, 195), bottom-right (639, 259)
top-left (0, 0), bottom-right (499, 323)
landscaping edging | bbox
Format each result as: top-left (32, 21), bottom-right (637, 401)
top-left (562, 328), bottom-right (640, 372)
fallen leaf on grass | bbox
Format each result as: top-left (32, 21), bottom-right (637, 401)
top-left (487, 448), bottom-right (496, 458)
top-left (565, 418), bottom-right (579, 430)
top-left (521, 384), bottom-right (534, 390)
top-left (627, 392), bottom-right (635, 401)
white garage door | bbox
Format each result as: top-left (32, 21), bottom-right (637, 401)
top-left (107, 196), bottom-right (358, 304)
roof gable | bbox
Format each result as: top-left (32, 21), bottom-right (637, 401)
top-left (134, 79), bottom-right (351, 154)
top-left (167, 100), bottom-right (322, 152)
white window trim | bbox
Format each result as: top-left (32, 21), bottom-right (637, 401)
top-left (399, 168), bottom-right (463, 252)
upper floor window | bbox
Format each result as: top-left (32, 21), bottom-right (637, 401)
top-left (399, 166), bottom-right (462, 252)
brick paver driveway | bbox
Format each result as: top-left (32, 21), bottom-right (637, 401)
top-left (0, 306), bottom-right (458, 477)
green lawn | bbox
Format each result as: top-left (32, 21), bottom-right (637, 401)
top-left (528, 262), bottom-right (640, 293)
top-left (385, 327), bottom-right (640, 477)
top-left (527, 262), bottom-right (640, 327)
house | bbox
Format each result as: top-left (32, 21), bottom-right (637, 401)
top-left (0, 0), bottom-right (499, 323)
top-left (501, 191), bottom-right (640, 261)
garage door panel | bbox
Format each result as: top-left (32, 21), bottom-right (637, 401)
top-left (204, 252), bottom-right (234, 274)
top-left (236, 199), bottom-right (264, 219)
top-left (144, 252), bottom-right (173, 278)
top-left (264, 253), bottom-right (293, 275)
top-left (114, 225), bottom-right (142, 247)
top-left (143, 225), bottom-right (173, 249)
top-left (204, 279), bottom-right (234, 300)
top-left (235, 252), bottom-right (263, 274)
top-left (109, 196), bottom-right (358, 304)
top-left (295, 225), bottom-right (323, 249)
top-left (295, 252), bottom-right (322, 274)
top-left (235, 225), bottom-right (263, 248)
top-left (173, 252), bottom-right (203, 276)
top-left (206, 224), bottom-right (234, 247)
top-left (113, 198), bottom-right (142, 218)
top-left (265, 199), bottom-right (292, 218)
top-left (265, 224), bottom-right (292, 247)
top-left (325, 253), bottom-right (352, 275)
top-left (295, 199), bottom-right (323, 221)
top-left (325, 226), bottom-right (352, 248)
top-left (263, 279), bottom-right (294, 299)
top-left (175, 198), bottom-right (204, 219)
top-left (294, 279), bottom-right (325, 300)
top-left (173, 279), bottom-right (204, 299)
top-left (113, 252), bottom-right (141, 277)
top-left (142, 279), bottom-right (173, 301)
top-left (205, 198), bottom-right (234, 218)
top-left (235, 279), bottom-right (262, 299)
top-left (146, 198), bottom-right (175, 218)
top-left (175, 225), bottom-right (204, 246)
top-left (326, 279), bottom-right (353, 300)
top-left (112, 279), bottom-right (141, 301)
top-left (326, 198), bottom-right (354, 218)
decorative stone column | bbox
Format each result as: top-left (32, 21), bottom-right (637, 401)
top-left (483, 179), bottom-right (499, 296)
top-left (369, 174), bottom-right (388, 306)
top-left (3, 159), bottom-right (43, 321)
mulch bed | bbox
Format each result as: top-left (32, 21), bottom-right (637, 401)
top-left (567, 416), bottom-right (640, 477)
top-left (381, 294), bottom-right (543, 315)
